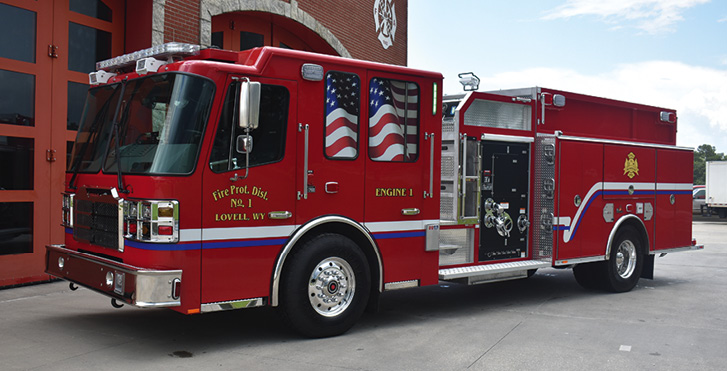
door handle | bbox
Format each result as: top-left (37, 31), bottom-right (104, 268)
top-left (401, 208), bottom-right (421, 216)
top-left (268, 211), bottom-right (292, 220)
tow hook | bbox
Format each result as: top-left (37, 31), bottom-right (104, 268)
top-left (69, 283), bottom-right (78, 291)
top-left (111, 298), bottom-right (124, 308)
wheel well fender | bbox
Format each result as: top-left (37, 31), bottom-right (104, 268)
top-left (605, 214), bottom-right (650, 260)
top-left (270, 215), bottom-right (383, 307)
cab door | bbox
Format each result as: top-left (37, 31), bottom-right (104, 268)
top-left (200, 76), bottom-right (297, 304)
top-left (363, 73), bottom-right (431, 284)
top-left (294, 70), bottom-right (365, 224)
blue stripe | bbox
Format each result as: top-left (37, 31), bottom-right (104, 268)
top-left (570, 190), bottom-right (603, 238)
top-left (125, 240), bottom-right (201, 251)
top-left (201, 238), bottom-right (287, 250)
top-left (655, 190), bottom-right (691, 195)
top-left (373, 231), bottom-right (425, 240)
top-left (553, 226), bottom-right (570, 231)
top-left (564, 187), bottom-right (690, 240)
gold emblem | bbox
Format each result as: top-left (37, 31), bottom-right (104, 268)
top-left (623, 152), bottom-right (639, 179)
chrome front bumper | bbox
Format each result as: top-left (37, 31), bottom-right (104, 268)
top-left (45, 244), bottom-right (182, 308)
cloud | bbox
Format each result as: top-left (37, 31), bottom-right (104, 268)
top-left (543, 0), bottom-right (711, 34)
top-left (478, 62), bottom-right (727, 150)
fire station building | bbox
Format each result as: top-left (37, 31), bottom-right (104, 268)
top-left (0, 0), bottom-right (408, 286)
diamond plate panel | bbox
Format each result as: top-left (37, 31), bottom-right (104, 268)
top-left (533, 135), bottom-right (556, 260)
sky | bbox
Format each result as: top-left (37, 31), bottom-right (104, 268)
top-left (407, 0), bottom-right (727, 152)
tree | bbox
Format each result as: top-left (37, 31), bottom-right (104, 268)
top-left (693, 144), bottom-right (726, 185)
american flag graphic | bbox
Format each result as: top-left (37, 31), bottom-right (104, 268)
top-left (325, 72), bottom-right (360, 158)
top-left (368, 78), bottom-right (419, 162)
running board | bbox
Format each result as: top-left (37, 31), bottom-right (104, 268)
top-left (439, 261), bottom-right (552, 285)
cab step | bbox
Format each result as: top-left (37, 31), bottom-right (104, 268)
top-left (439, 260), bottom-right (552, 285)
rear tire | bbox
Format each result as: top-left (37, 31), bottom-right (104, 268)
top-left (278, 233), bottom-right (370, 338)
top-left (601, 226), bottom-right (644, 292)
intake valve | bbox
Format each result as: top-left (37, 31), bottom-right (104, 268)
top-left (483, 198), bottom-right (513, 238)
top-left (517, 214), bottom-right (530, 233)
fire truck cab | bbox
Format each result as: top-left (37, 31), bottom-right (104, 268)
top-left (46, 43), bottom-right (701, 337)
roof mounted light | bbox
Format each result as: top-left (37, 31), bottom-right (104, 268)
top-left (96, 42), bottom-right (201, 71)
top-left (660, 111), bottom-right (676, 124)
top-left (89, 70), bottom-right (117, 85)
top-left (458, 72), bottom-right (480, 91)
top-left (136, 57), bottom-right (166, 75)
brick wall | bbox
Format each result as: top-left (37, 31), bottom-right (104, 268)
top-left (298, 0), bottom-right (407, 65)
top-left (160, 0), bottom-right (407, 65)
top-left (164, 0), bottom-right (201, 44)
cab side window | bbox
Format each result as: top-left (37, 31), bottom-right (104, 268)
top-left (325, 71), bottom-right (360, 159)
top-left (209, 82), bottom-right (289, 172)
top-left (368, 78), bottom-right (419, 162)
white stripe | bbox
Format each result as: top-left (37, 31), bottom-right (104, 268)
top-left (560, 181), bottom-right (693, 243)
top-left (201, 225), bottom-right (297, 242)
top-left (603, 182), bottom-right (655, 190)
top-left (656, 183), bottom-right (693, 191)
top-left (180, 229), bottom-right (202, 242)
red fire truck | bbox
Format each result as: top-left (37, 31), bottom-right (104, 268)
top-left (46, 43), bottom-right (702, 337)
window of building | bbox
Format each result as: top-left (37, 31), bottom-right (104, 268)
top-left (240, 31), bottom-right (264, 51)
top-left (0, 3), bottom-right (36, 64)
top-left (368, 78), bottom-right (419, 162)
top-left (209, 83), bottom-right (289, 172)
top-left (325, 71), bottom-right (359, 159)
top-left (0, 69), bottom-right (35, 126)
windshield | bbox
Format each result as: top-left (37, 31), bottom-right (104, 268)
top-left (68, 73), bottom-right (215, 175)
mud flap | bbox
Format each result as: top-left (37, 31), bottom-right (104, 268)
top-left (641, 254), bottom-right (655, 280)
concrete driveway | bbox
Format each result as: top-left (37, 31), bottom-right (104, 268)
top-left (1, 219), bottom-right (725, 370)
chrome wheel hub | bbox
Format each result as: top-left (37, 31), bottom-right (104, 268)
top-left (308, 257), bottom-right (355, 317)
top-left (615, 240), bottom-right (637, 279)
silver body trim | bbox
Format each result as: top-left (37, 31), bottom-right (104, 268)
top-left (481, 133), bottom-right (535, 143)
top-left (651, 245), bottom-right (704, 255)
top-left (46, 244), bottom-right (181, 307)
top-left (384, 280), bottom-right (419, 291)
top-left (200, 298), bottom-right (265, 313)
top-left (439, 260), bottom-right (551, 280)
top-left (270, 216), bottom-right (383, 307)
top-left (558, 135), bottom-right (693, 151)
top-left (554, 256), bottom-right (607, 266)
top-left (606, 215), bottom-right (650, 259)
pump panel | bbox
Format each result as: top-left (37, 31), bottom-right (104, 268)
top-left (479, 141), bottom-right (530, 261)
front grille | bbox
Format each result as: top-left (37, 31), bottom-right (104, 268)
top-left (73, 187), bottom-right (123, 251)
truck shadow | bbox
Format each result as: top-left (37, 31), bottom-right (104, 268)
top-left (40, 267), bottom-right (688, 358)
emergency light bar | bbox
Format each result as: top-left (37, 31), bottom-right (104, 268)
top-left (95, 42), bottom-right (201, 71)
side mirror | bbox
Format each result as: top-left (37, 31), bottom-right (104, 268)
top-left (236, 135), bottom-right (253, 154)
top-left (239, 80), bottom-right (261, 129)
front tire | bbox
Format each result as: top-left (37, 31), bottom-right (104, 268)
top-left (279, 233), bottom-right (370, 337)
top-left (601, 226), bottom-right (644, 292)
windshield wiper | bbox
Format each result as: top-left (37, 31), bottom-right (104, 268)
top-left (110, 79), bottom-right (130, 193)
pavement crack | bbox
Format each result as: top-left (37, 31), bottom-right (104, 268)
top-left (467, 321), bottom-right (522, 369)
